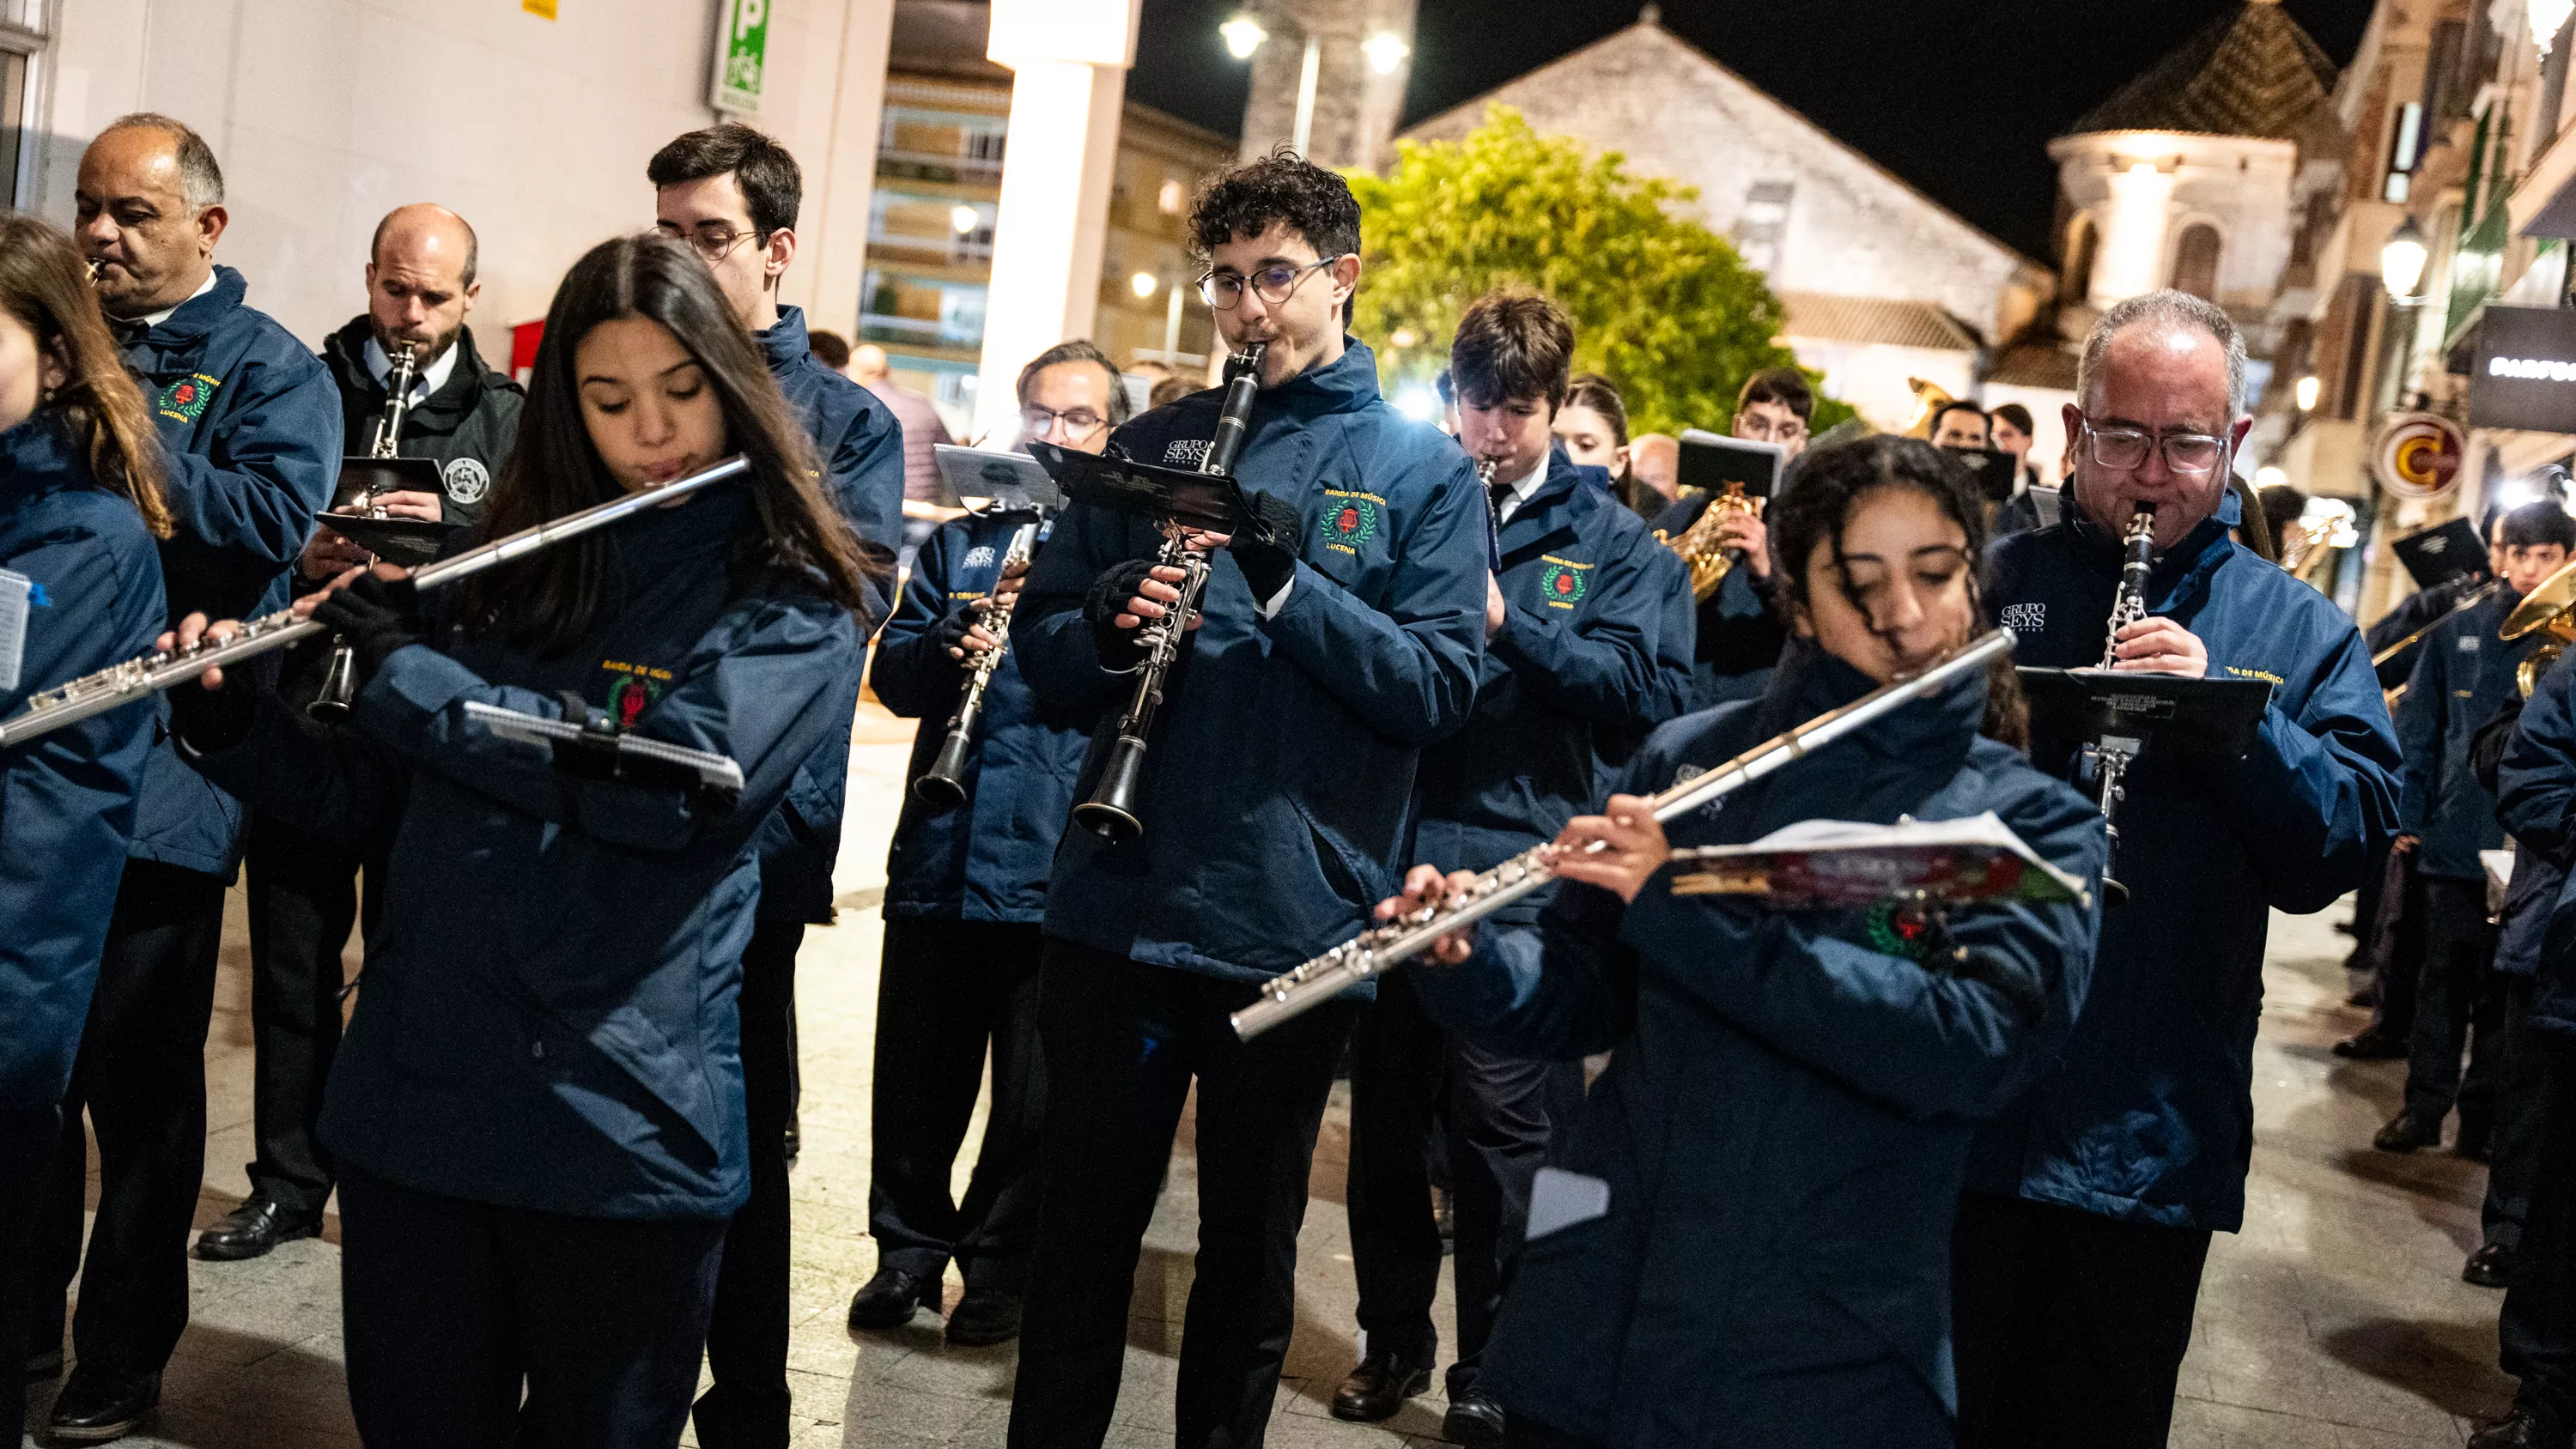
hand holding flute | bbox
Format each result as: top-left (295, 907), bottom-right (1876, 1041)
top-left (1381, 796), bottom-right (1675, 966)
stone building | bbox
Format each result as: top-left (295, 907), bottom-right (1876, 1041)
top-left (1233, 0), bottom-right (1418, 172)
top-left (1399, 7), bottom-right (2051, 437)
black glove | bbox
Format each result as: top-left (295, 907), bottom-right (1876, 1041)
top-left (1084, 559), bottom-right (1157, 664)
top-left (1229, 489), bottom-right (1305, 604)
top-left (933, 599), bottom-right (990, 662)
top-left (165, 664), bottom-right (255, 756)
top-left (311, 572), bottom-right (425, 683)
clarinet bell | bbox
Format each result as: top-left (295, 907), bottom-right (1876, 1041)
top-left (913, 728), bottom-right (973, 809)
top-left (1073, 734), bottom-right (1150, 841)
top-left (307, 640), bottom-right (359, 722)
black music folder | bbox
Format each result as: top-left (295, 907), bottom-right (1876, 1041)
top-left (317, 457), bottom-right (458, 567)
top-left (2018, 668), bottom-right (2272, 764)
top-left (2392, 517), bottom-right (2493, 591)
top-left (1029, 441), bottom-right (1242, 532)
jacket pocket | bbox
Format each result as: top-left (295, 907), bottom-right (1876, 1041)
top-left (1289, 796), bottom-right (1389, 912)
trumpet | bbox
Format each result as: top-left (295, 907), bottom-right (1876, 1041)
top-left (312, 344), bottom-right (422, 721)
top-left (0, 455), bottom-right (752, 750)
top-left (1071, 340), bottom-right (1267, 841)
top-left (913, 518), bottom-right (1042, 807)
top-left (1655, 482), bottom-right (1760, 602)
top-left (2505, 559), bottom-right (2576, 699)
top-left (1231, 627), bottom-right (2020, 1039)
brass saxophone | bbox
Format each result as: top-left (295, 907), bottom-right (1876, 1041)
top-left (1656, 483), bottom-right (1760, 602)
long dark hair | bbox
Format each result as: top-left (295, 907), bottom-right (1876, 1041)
top-left (455, 233), bottom-right (878, 652)
top-left (1564, 373), bottom-right (1647, 514)
top-left (0, 214), bottom-right (167, 535)
top-left (1765, 434), bottom-right (2027, 749)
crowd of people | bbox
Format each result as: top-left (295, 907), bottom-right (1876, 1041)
top-left (0, 106), bottom-right (2565, 1449)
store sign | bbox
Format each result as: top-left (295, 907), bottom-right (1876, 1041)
top-left (2372, 412), bottom-right (2465, 498)
top-left (2470, 305), bottom-right (2576, 433)
top-left (711, 0), bottom-right (769, 116)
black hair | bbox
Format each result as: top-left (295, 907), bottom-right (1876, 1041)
top-left (2257, 483), bottom-right (2306, 546)
top-left (808, 329), bottom-right (850, 371)
top-left (1765, 435), bottom-right (2026, 749)
top-left (1188, 148), bottom-right (1362, 322)
top-left (455, 233), bottom-right (879, 654)
top-left (2500, 500), bottom-right (2576, 552)
top-left (1015, 339), bottom-right (1133, 427)
top-left (647, 124), bottom-right (802, 237)
top-left (1990, 401), bottom-right (2035, 436)
top-left (1449, 292), bottom-right (1574, 411)
top-left (1564, 373), bottom-right (1627, 445)
top-left (1737, 367), bottom-right (1814, 422)
top-left (1929, 399), bottom-right (1989, 434)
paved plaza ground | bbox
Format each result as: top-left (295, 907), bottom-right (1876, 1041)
top-left (21, 703), bottom-right (2528, 1446)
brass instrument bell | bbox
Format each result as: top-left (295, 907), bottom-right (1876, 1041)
top-left (1655, 483), bottom-right (1760, 603)
top-left (2504, 559), bottom-right (2576, 698)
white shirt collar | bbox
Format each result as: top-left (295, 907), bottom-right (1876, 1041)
top-left (135, 270), bottom-right (216, 330)
top-left (1495, 455), bottom-right (1550, 524)
top-left (363, 336), bottom-right (459, 405)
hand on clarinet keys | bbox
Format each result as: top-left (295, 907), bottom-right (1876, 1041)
top-left (1119, 567), bottom-right (1205, 633)
top-left (1376, 864), bottom-right (1482, 965)
top-left (939, 600), bottom-right (1001, 663)
top-left (1548, 795), bottom-right (1673, 904)
top-left (2105, 616), bottom-right (2208, 677)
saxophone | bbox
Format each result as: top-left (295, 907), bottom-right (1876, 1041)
top-left (1656, 483), bottom-right (1760, 602)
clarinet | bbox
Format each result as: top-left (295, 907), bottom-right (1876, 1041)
top-left (2099, 502), bottom-right (2156, 668)
top-left (311, 344), bottom-right (422, 721)
top-left (1232, 627), bottom-right (2020, 1039)
top-left (1070, 340), bottom-right (1267, 841)
top-left (913, 518), bottom-right (1042, 808)
top-left (0, 455), bottom-right (753, 750)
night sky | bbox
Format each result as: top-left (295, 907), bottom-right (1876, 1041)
top-left (1126, 0), bottom-right (2377, 264)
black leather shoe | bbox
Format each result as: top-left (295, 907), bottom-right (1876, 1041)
top-left (2374, 1112), bottom-right (2443, 1152)
top-left (2470, 1408), bottom-right (2572, 1449)
top-left (945, 1288), bottom-right (1023, 1347)
top-left (2334, 1027), bottom-right (2408, 1059)
top-left (1443, 1388), bottom-right (1507, 1446)
top-left (47, 1367), bottom-right (159, 1443)
top-left (193, 1197), bottom-right (321, 1262)
top-left (2467, 1242), bottom-right (2518, 1288)
top-left (847, 1268), bottom-right (939, 1331)
top-left (1332, 1350), bottom-right (1433, 1422)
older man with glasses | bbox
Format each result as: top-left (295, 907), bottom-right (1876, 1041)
top-left (1014, 338), bottom-right (1133, 452)
top-left (1950, 290), bottom-right (2401, 1447)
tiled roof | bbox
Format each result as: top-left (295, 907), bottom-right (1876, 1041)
top-left (1777, 293), bottom-right (1978, 352)
top-left (1985, 343), bottom-right (2081, 391)
top-left (2069, 2), bottom-right (2337, 143)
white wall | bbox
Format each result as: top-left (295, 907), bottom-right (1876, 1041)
top-left (2050, 131), bottom-right (2300, 315)
top-left (33, 0), bottom-right (895, 350)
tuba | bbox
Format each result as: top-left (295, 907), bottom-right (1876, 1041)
top-left (2505, 559), bottom-right (2576, 698)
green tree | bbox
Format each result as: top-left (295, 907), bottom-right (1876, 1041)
top-left (1343, 106), bottom-right (1853, 437)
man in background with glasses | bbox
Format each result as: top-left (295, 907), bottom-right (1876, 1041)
top-left (1014, 338), bottom-right (1131, 453)
top-left (1953, 290), bottom-right (2400, 1447)
top-left (647, 122), bottom-right (905, 1449)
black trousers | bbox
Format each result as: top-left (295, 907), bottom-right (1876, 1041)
top-left (2404, 877), bottom-right (2505, 1133)
top-left (695, 916), bottom-right (803, 1449)
top-left (1950, 1191), bottom-right (2214, 1449)
top-left (2499, 1038), bottom-right (2576, 1427)
top-left (242, 814), bottom-right (371, 1217)
top-left (2, 1103), bottom-right (62, 1436)
top-left (30, 858), bottom-right (227, 1385)
top-left (1346, 961), bottom-right (1564, 1391)
top-left (868, 915), bottom-right (1047, 1291)
top-left (2489, 975), bottom-right (2548, 1251)
top-left (1006, 939), bottom-right (1363, 1449)
top-left (337, 1163), bottom-right (725, 1449)
top-left (2371, 856), bottom-right (2427, 1041)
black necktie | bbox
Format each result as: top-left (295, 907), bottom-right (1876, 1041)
top-left (1489, 471), bottom-right (1516, 525)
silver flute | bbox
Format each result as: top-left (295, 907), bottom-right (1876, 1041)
top-left (0, 455), bottom-right (752, 750)
top-left (1232, 627), bottom-right (2020, 1039)
top-left (913, 518), bottom-right (1042, 807)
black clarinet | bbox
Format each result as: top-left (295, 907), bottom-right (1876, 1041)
top-left (1071, 340), bottom-right (1267, 841)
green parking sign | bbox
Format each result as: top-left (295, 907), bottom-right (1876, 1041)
top-left (712, 0), bottom-right (768, 114)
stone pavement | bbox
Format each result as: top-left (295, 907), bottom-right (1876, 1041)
top-left (19, 705), bottom-right (2520, 1446)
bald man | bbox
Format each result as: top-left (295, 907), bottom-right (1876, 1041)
top-left (37, 112), bottom-right (342, 1441)
top-left (187, 203), bottom-right (529, 1272)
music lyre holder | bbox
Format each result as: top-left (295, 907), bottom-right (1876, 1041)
top-left (1026, 441), bottom-right (1244, 534)
top-left (465, 695), bottom-right (745, 818)
top-left (2016, 668), bottom-right (2271, 906)
top-left (932, 444), bottom-right (1068, 518)
top-left (319, 458), bottom-right (457, 567)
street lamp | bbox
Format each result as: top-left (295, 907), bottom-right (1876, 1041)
top-left (1131, 271), bottom-right (1158, 300)
top-left (1219, 14), bottom-right (1267, 59)
top-left (2295, 374), bottom-right (2321, 411)
top-left (2381, 215), bottom-right (2430, 302)
top-left (1221, 10), bottom-right (1323, 157)
top-left (1362, 31), bottom-right (1410, 76)
top-left (950, 203), bottom-right (980, 235)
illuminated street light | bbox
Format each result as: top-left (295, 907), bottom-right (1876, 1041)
top-left (2380, 215), bottom-right (2429, 301)
top-left (951, 204), bottom-right (980, 235)
top-left (1362, 31), bottom-right (1410, 76)
top-left (1220, 13), bottom-right (1267, 59)
top-left (1131, 271), bottom-right (1158, 299)
top-left (2295, 374), bottom-right (2321, 411)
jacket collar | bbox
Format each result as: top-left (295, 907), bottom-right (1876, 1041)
top-left (616, 472), bottom-right (755, 571)
top-left (126, 264), bottom-right (246, 348)
top-left (1260, 336), bottom-right (1382, 418)
top-left (1750, 637), bottom-right (1988, 768)
top-left (0, 409), bottom-right (82, 494)
top-left (754, 305), bottom-right (812, 373)
top-left (2064, 481), bottom-right (2243, 612)
top-left (325, 318), bottom-right (507, 417)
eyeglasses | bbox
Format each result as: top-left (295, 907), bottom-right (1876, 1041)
top-left (1197, 257), bottom-right (1344, 311)
top-left (1022, 404), bottom-right (1108, 442)
top-left (654, 223), bottom-right (762, 264)
top-left (2081, 417), bottom-right (2228, 475)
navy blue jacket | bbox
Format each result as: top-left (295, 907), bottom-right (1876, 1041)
top-left (1969, 490), bottom-right (2401, 1230)
top-left (2396, 587), bottom-right (2534, 881)
top-left (750, 303), bottom-right (903, 923)
top-left (1013, 340), bottom-right (1487, 984)
top-left (180, 484), bottom-right (860, 1219)
top-left (2500, 654), bottom-right (2576, 1026)
top-left (1652, 487), bottom-right (1789, 710)
top-left (1413, 444), bottom-right (1692, 911)
top-left (0, 413), bottom-right (165, 1107)
top-left (118, 264), bottom-right (342, 875)
top-left (1414, 648), bottom-right (2105, 1445)
top-left (872, 512), bottom-right (1091, 921)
